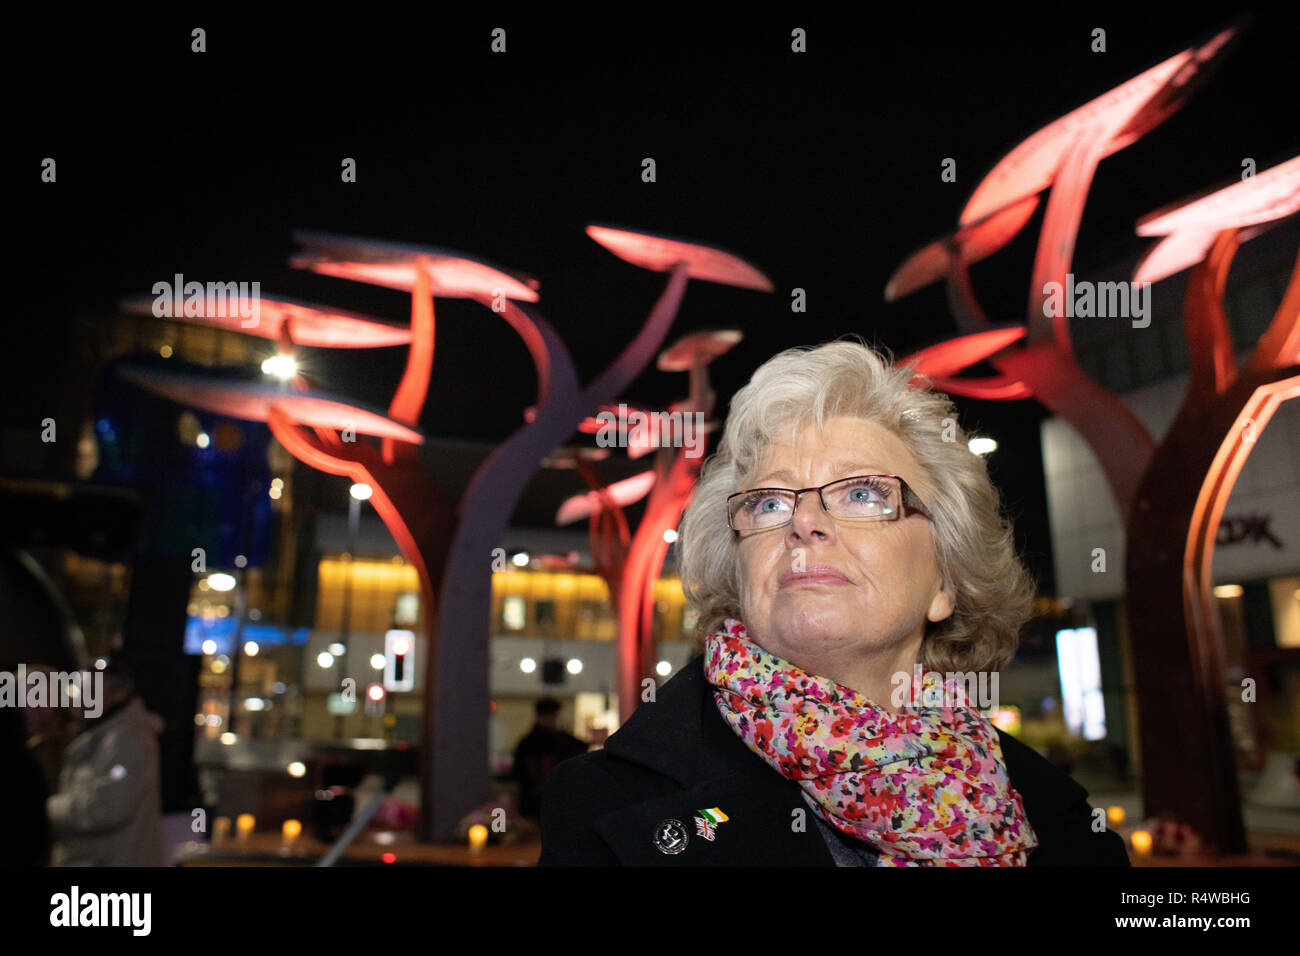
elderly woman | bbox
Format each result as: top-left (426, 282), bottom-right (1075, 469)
top-left (539, 338), bottom-right (1130, 866)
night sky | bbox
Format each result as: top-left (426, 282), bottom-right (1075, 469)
top-left (12, 5), bottom-right (1296, 596)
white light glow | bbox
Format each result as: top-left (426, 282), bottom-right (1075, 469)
top-left (1055, 627), bottom-right (1106, 742)
top-left (261, 354), bottom-right (298, 379)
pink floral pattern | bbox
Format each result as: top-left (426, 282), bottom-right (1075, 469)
top-left (704, 618), bottom-right (1039, 866)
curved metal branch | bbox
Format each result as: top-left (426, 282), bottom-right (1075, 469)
top-left (944, 248), bottom-right (995, 334)
top-left (384, 257), bottom-right (436, 464)
top-left (586, 260), bottom-right (691, 401)
top-left (1027, 131), bottom-right (1114, 350)
top-left (1184, 228), bottom-right (1241, 402)
top-left (1244, 244), bottom-right (1300, 376)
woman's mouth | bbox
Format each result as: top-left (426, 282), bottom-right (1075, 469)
top-left (779, 565), bottom-right (850, 588)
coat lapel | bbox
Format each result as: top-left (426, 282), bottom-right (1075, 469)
top-left (596, 655), bottom-right (835, 865)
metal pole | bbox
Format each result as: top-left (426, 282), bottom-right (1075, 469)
top-left (336, 494), bottom-right (359, 739)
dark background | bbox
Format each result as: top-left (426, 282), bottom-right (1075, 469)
top-left (11, 4), bottom-right (1297, 596)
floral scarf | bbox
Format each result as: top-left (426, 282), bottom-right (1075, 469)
top-left (704, 618), bottom-right (1038, 866)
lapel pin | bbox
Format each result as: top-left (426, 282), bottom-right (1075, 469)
top-left (653, 818), bottom-right (689, 855)
top-left (694, 807), bottom-right (729, 841)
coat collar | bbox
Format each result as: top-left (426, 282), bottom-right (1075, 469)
top-left (594, 653), bottom-right (1088, 865)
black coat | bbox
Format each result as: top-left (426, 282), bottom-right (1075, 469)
top-left (539, 654), bottom-right (1131, 866)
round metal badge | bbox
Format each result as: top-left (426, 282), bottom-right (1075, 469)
top-left (653, 818), bottom-right (689, 855)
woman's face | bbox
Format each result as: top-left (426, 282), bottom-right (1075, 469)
top-left (735, 415), bottom-right (953, 672)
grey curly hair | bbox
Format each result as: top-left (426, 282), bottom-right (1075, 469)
top-left (675, 334), bottom-right (1036, 674)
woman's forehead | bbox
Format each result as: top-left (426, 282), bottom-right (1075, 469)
top-left (753, 417), bottom-right (919, 480)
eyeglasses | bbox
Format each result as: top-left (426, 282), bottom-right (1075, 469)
top-left (726, 474), bottom-right (931, 534)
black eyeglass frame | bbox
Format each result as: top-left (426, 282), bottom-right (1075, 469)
top-left (726, 473), bottom-right (932, 533)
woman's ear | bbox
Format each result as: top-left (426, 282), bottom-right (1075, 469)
top-left (926, 581), bottom-right (955, 623)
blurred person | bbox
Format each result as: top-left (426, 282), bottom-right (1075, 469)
top-left (0, 693), bottom-right (52, 866)
top-left (46, 658), bottom-right (165, 866)
top-left (512, 697), bottom-right (589, 820)
top-left (540, 338), bottom-right (1131, 866)
top-left (22, 693), bottom-right (72, 798)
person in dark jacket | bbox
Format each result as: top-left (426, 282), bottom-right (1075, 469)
top-left (0, 690), bottom-right (52, 867)
top-left (46, 659), bottom-right (165, 866)
top-left (513, 697), bottom-right (589, 819)
top-left (540, 339), bottom-right (1131, 866)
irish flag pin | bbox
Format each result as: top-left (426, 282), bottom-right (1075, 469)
top-left (694, 807), bottom-right (729, 840)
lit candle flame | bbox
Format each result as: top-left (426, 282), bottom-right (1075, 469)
top-left (1131, 830), bottom-right (1153, 855)
top-left (468, 824), bottom-right (488, 850)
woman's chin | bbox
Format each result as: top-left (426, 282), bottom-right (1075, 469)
top-left (768, 604), bottom-right (862, 649)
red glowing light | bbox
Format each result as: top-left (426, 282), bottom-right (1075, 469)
top-left (886, 196), bottom-right (1040, 301)
top-left (556, 470), bottom-right (657, 525)
top-left (118, 294), bottom-right (412, 348)
top-left (959, 26), bottom-right (1241, 226)
top-left (1135, 155), bottom-right (1300, 284)
top-left (291, 230), bottom-right (540, 301)
top-left (586, 224), bottom-right (774, 291)
top-left (117, 367), bottom-right (425, 443)
top-left (901, 326), bottom-right (1027, 378)
top-left (368, 684), bottom-right (385, 702)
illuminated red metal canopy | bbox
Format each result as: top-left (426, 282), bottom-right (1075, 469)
top-left (960, 24), bottom-right (1240, 226)
top-left (885, 196), bottom-right (1040, 302)
top-left (556, 469), bottom-right (657, 525)
top-left (902, 326), bottom-right (1026, 378)
top-left (117, 366), bottom-right (425, 443)
top-left (657, 328), bottom-right (743, 370)
top-left (1135, 155), bottom-right (1300, 283)
top-left (118, 293), bottom-right (412, 348)
top-left (290, 230), bottom-right (540, 301)
top-left (900, 327), bottom-right (1033, 399)
top-left (586, 224), bottom-right (774, 291)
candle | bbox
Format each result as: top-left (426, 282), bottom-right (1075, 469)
top-left (282, 819), bottom-right (302, 844)
top-left (213, 816), bottom-right (231, 844)
top-left (1131, 830), bottom-right (1153, 856)
top-left (1106, 805), bottom-right (1126, 827)
top-left (468, 824), bottom-right (488, 850)
top-left (236, 813), bottom-right (256, 839)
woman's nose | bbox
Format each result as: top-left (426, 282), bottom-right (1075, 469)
top-left (787, 490), bottom-right (830, 539)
